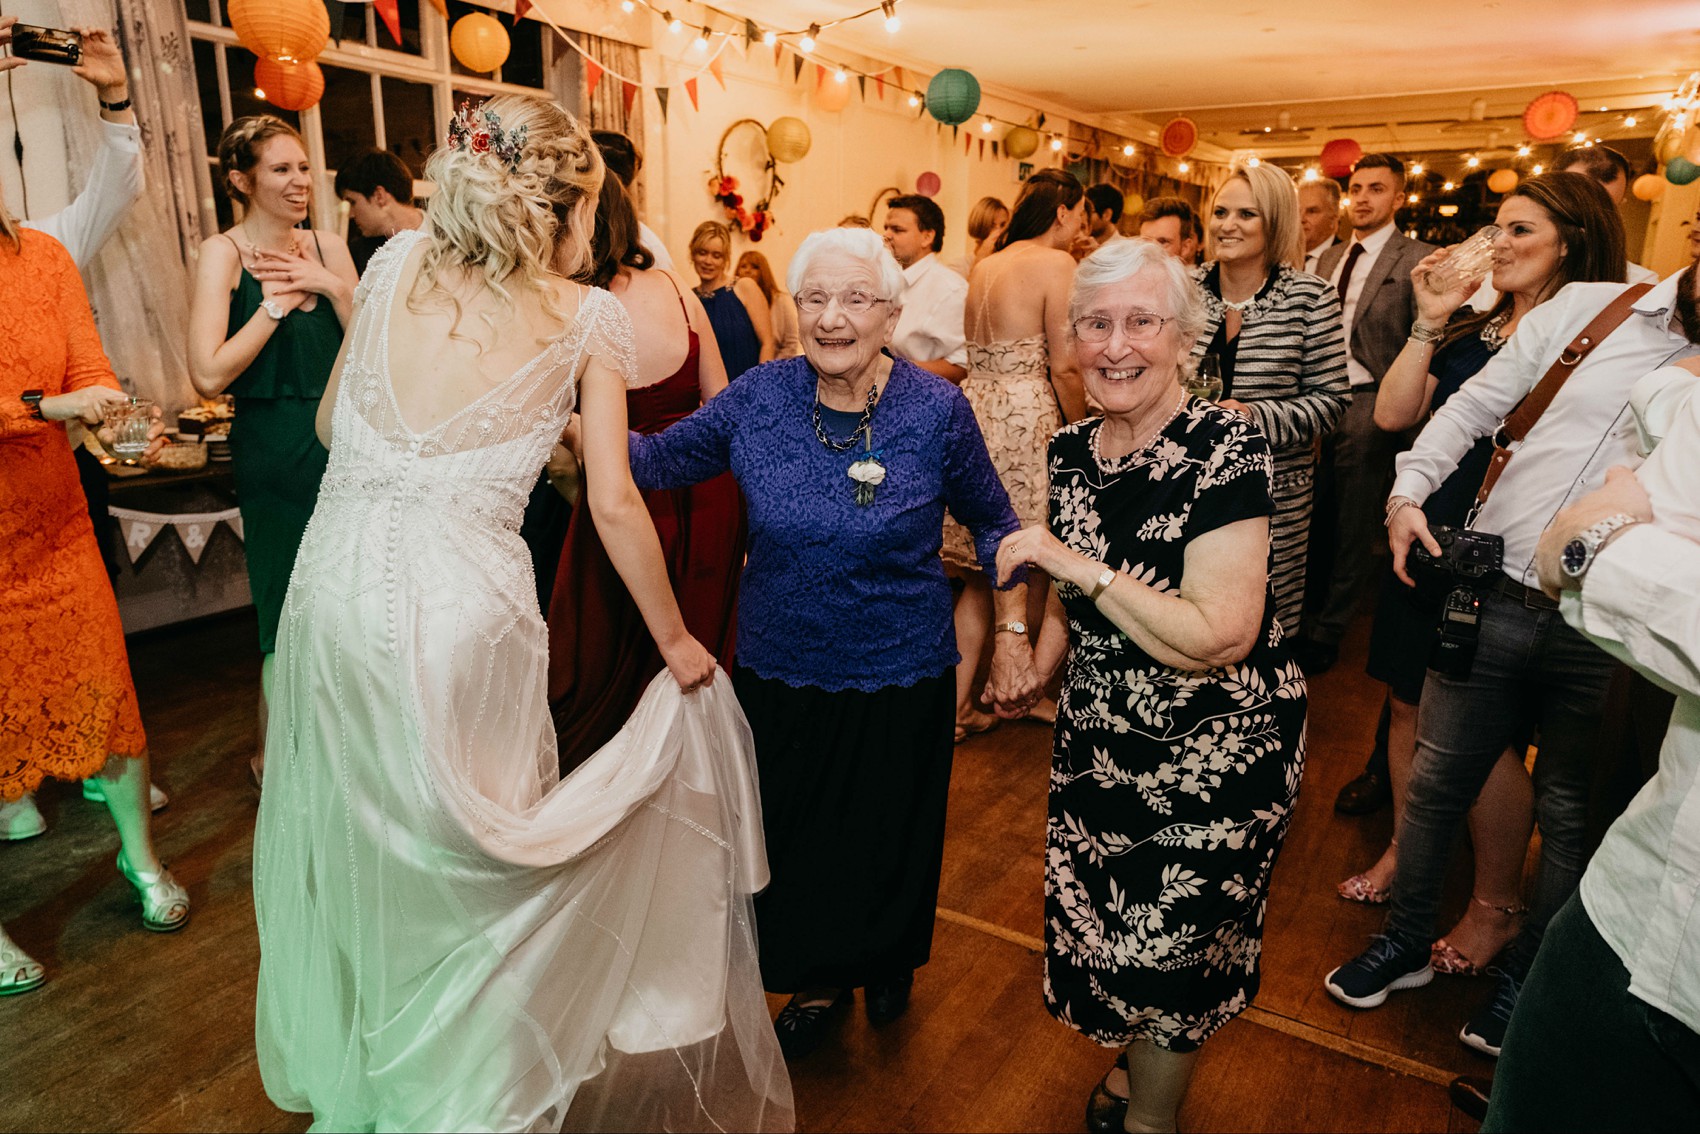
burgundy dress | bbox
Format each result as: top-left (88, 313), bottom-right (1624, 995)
top-left (546, 296), bottom-right (746, 771)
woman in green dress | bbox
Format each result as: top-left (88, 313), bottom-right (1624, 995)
top-left (188, 116), bottom-right (357, 779)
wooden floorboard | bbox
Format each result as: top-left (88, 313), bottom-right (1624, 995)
top-left (1, 609), bottom-right (1482, 1132)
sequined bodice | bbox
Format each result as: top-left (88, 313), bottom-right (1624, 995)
top-left (965, 335), bottom-right (1049, 378)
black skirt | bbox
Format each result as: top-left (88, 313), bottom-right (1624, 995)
top-left (733, 666), bottom-right (955, 992)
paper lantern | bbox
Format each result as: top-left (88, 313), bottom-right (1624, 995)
top-left (1159, 117), bottom-right (1197, 158)
top-left (1319, 138), bottom-right (1363, 179)
top-left (1523, 91), bottom-right (1578, 141)
top-left (1632, 173), bottom-right (1667, 202)
top-left (254, 58), bottom-right (324, 112)
top-left (1004, 126), bottom-right (1039, 160)
top-left (915, 171), bottom-right (941, 197)
top-left (816, 75), bottom-right (852, 114)
top-left (925, 68), bottom-right (980, 127)
top-left (1487, 168), bottom-right (1519, 195)
top-left (1656, 128), bottom-right (1685, 165)
top-left (450, 12), bottom-right (510, 74)
top-left (226, 0), bottom-right (329, 64)
top-left (1681, 127), bottom-right (1700, 166)
top-left (1123, 192), bottom-right (1145, 218)
top-left (1666, 157), bottom-right (1700, 186)
top-left (766, 117), bottom-right (811, 163)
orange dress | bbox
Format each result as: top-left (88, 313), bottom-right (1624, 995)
top-left (0, 228), bottom-right (146, 801)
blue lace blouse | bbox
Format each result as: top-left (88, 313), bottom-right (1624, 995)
top-left (630, 355), bottom-right (1022, 691)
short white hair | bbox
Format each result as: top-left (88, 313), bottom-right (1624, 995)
top-left (786, 227), bottom-right (907, 304)
top-left (1070, 238), bottom-right (1208, 347)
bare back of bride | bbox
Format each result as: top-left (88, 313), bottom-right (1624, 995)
top-left (250, 95), bottom-right (793, 1133)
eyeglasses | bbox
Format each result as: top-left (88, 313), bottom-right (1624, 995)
top-left (796, 289), bottom-right (890, 314)
top-left (1072, 313), bottom-right (1170, 343)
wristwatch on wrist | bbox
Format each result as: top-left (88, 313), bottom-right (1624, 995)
top-left (1087, 567), bottom-right (1117, 601)
top-left (98, 94), bottom-right (133, 113)
top-left (20, 389), bottom-right (45, 420)
top-left (995, 620), bottom-right (1028, 636)
top-left (261, 298), bottom-right (286, 321)
top-left (1560, 513), bottom-right (1641, 581)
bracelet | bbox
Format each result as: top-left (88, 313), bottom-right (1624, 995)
top-left (98, 95), bottom-right (133, 113)
top-left (1086, 566), bottom-right (1116, 601)
top-left (1408, 322), bottom-right (1446, 345)
top-left (1384, 497), bottom-right (1420, 528)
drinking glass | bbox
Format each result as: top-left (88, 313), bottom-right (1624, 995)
top-left (102, 396), bottom-right (156, 462)
top-left (1186, 354), bottom-right (1223, 402)
top-left (1422, 225), bottom-right (1503, 295)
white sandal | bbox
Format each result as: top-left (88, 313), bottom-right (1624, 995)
top-left (116, 851), bottom-right (191, 932)
top-left (0, 924), bottom-right (46, 996)
top-left (81, 779), bottom-right (170, 812)
top-left (0, 793), bottom-right (47, 841)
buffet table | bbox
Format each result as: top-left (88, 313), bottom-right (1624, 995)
top-left (106, 465), bottom-right (253, 634)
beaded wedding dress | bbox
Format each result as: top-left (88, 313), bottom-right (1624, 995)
top-left (251, 231), bottom-right (791, 1132)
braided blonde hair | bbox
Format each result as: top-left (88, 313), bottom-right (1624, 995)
top-left (413, 95), bottom-right (604, 337)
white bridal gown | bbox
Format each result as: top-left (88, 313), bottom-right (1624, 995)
top-left (252, 230), bottom-right (793, 1133)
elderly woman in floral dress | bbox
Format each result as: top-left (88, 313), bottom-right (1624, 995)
top-left (997, 239), bottom-right (1308, 1133)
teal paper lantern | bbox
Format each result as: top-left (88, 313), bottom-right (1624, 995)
top-left (925, 68), bottom-right (980, 127)
top-left (1666, 156), bottom-right (1700, 186)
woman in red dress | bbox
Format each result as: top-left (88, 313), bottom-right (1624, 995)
top-left (0, 216), bottom-right (189, 995)
top-left (546, 177), bottom-right (745, 770)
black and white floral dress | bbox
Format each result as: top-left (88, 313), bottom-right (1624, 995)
top-left (1043, 400), bottom-right (1308, 1053)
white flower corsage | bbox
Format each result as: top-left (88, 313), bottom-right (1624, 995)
top-left (848, 453), bottom-right (887, 506)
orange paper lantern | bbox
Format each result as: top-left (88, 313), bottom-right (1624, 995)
top-left (1632, 173), bottom-right (1667, 202)
top-left (1523, 91), bottom-right (1578, 141)
top-left (226, 0), bottom-right (329, 64)
top-left (450, 12), bottom-right (511, 74)
top-left (254, 58), bottom-right (324, 112)
top-left (815, 73), bottom-right (852, 114)
top-left (1486, 168), bottom-right (1519, 195)
top-left (1160, 116), bottom-right (1198, 158)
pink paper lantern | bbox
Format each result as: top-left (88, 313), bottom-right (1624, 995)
top-left (1319, 138), bottom-right (1363, 179)
top-left (916, 171), bottom-right (941, 197)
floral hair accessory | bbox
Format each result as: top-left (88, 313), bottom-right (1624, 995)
top-left (448, 101), bottom-right (529, 171)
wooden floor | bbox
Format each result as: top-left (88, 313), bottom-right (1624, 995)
top-left (1, 610), bottom-right (1493, 1132)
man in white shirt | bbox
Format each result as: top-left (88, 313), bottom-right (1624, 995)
top-left (1481, 364), bottom-right (1700, 1129)
top-left (1299, 179), bottom-right (1340, 276)
top-left (882, 195), bottom-right (967, 383)
top-left (1324, 264), bottom-right (1700, 1060)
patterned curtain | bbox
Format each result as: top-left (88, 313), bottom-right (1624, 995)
top-left (570, 33), bottom-right (647, 218)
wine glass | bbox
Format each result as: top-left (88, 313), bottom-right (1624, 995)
top-left (1186, 354), bottom-right (1223, 402)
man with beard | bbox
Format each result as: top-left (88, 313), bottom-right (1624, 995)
top-left (1324, 260), bottom-right (1700, 1061)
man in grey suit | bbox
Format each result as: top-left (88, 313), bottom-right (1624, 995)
top-left (1303, 154), bottom-right (1436, 676)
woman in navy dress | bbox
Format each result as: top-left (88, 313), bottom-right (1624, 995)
top-left (688, 220), bottom-right (774, 379)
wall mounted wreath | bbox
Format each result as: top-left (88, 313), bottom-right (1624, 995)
top-left (711, 118), bottom-right (782, 241)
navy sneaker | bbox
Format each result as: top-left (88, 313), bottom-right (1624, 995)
top-left (1459, 966), bottom-right (1523, 1057)
top-left (1325, 934), bottom-right (1433, 1008)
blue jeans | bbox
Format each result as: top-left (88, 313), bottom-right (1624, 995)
top-left (1384, 584), bottom-right (1619, 965)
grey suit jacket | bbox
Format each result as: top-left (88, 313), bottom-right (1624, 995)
top-left (1316, 229), bottom-right (1437, 385)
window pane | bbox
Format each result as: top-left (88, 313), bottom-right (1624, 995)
top-left (184, 0), bottom-right (214, 25)
top-left (330, 1), bottom-right (369, 45)
top-left (226, 47), bottom-right (301, 134)
top-left (192, 38), bottom-right (222, 158)
top-left (500, 17), bottom-right (545, 90)
top-left (394, 0), bottom-right (425, 57)
top-left (381, 76), bottom-right (437, 179)
top-left (319, 64), bottom-right (379, 173)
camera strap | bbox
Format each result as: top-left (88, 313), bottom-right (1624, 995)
top-left (1471, 281), bottom-right (1653, 522)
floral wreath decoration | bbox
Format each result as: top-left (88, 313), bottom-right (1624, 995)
top-left (710, 119), bottom-right (782, 240)
top-left (448, 100), bottom-right (529, 170)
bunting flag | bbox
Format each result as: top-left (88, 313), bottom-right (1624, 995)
top-left (979, 138), bottom-right (985, 159)
top-left (875, 74), bottom-right (885, 99)
top-left (745, 19), bottom-right (761, 47)
top-left (1037, 112), bottom-right (1047, 128)
top-left (655, 86), bottom-right (670, 122)
top-left (585, 58), bottom-right (604, 99)
top-left (684, 77), bottom-right (699, 111)
top-left (793, 56), bottom-right (804, 84)
top-left (775, 41), bottom-right (785, 68)
top-left (375, 0), bottom-right (402, 43)
top-left (512, 0), bottom-right (533, 23)
top-left (814, 63), bottom-right (826, 92)
top-left (709, 53), bottom-right (726, 89)
top-left (993, 141), bottom-right (1000, 157)
top-left (964, 131), bottom-right (972, 155)
top-left (621, 80), bottom-right (638, 118)
top-left (858, 74), bottom-right (867, 101)
top-left (110, 506), bottom-right (243, 565)
top-left (893, 67), bottom-right (904, 89)
top-left (425, 0), bottom-right (446, 15)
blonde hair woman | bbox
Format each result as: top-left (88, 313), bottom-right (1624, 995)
top-left (690, 220), bottom-right (774, 378)
top-left (1187, 164), bottom-right (1350, 635)
top-left (250, 95), bottom-right (791, 1130)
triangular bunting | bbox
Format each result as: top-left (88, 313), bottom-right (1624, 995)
top-left (425, 0), bottom-right (446, 15)
top-left (964, 131), bottom-right (972, 155)
top-left (793, 56), bottom-right (804, 83)
top-left (775, 42), bottom-right (785, 68)
top-left (175, 521), bottom-right (212, 564)
top-left (684, 77), bottom-right (699, 111)
top-left (745, 19), bottom-right (760, 47)
top-left (585, 58), bottom-right (604, 99)
top-left (709, 54), bottom-right (726, 90)
top-left (858, 75), bottom-right (867, 101)
top-left (375, 0), bottom-right (402, 43)
top-left (875, 75), bottom-right (885, 99)
top-left (229, 515), bottom-right (244, 541)
top-left (993, 141), bottom-right (1000, 157)
top-left (1037, 112), bottom-right (1046, 128)
top-left (979, 138), bottom-right (986, 159)
top-left (893, 67), bottom-right (904, 88)
top-left (621, 80), bottom-right (638, 118)
top-left (815, 63), bottom-right (826, 92)
top-left (118, 515), bottom-right (162, 564)
top-left (656, 86), bottom-right (670, 122)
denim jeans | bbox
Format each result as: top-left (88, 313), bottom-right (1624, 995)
top-left (1384, 584), bottom-right (1620, 965)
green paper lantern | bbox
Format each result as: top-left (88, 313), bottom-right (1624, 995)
top-left (1667, 156), bottom-right (1700, 186)
top-left (767, 117), bottom-right (812, 163)
top-left (925, 68), bottom-right (980, 127)
top-left (1003, 126), bottom-right (1039, 160)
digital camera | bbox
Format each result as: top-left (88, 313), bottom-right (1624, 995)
top-left (1408, 524), bottom-right (1504, 581)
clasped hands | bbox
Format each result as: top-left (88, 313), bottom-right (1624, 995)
top-left (251, 248), bottom-right (345, 315)
top-left (979, 524), bottom-right (1084, 719)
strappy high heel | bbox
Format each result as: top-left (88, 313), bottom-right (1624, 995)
top-left (1086, 1051), bottom-right (1130, 1134)
top-left (0, 925), bottom-right (46, 996)
top-left (116, 851), bottom-right (190, 933)
top-left (1432, 895), bottom-right (1525, 975)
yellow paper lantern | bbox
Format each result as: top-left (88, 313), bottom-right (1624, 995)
top-left (226, 0), bottom-right (329, 65)
top-left (1632, 173), bottom-right (1667, 202)
top-left (1123, 192), bottom-right (1145, 218)
top-left (815, 75), bottom-right (852, 114)
top-left (766, 117), bottom-right (812, 163)
top-left (1656, 128), bottom-right (1684, 165)
top-left (1487, 168), bottom-right (1519, 195)
top-left (1003, 126), bottom-right (1039, 160)
top-left (450, 12), bottom-right (511, 74)
top-left (254, 58), bottom-right (324, 112)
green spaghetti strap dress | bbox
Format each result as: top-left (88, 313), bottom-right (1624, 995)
top-left (225, 243), bottom-right (341, 654)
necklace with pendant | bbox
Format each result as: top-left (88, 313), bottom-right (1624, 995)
top-left (813, 376), bottom-right (887, 505)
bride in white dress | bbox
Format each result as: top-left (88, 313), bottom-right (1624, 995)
top-left (250, 96), bottom-right (793, 1132)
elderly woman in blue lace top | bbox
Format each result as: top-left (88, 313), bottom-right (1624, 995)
top-left (629, 227), bottom-right (1040, 1057)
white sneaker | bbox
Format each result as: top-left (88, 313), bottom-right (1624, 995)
top-left (0, 794), bottom-right (47, 841)
top-left (81, 780), bottom-right (170, 813)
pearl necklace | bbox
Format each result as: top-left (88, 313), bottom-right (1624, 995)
top-left (1092, 390), bottom-right (1189, 469)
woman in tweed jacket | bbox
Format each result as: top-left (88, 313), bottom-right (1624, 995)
top-left (1188, 164), bottom-right (1349, 635)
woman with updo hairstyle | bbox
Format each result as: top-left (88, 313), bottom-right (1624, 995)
top-left (188, 115), bottom-right (359, 782)
top-left (950, 195), bottom-right (1010, 277)
top-left (249, 95), bottom-right (792, 1130)
top-left (690, 219), bottom-right (774, 379)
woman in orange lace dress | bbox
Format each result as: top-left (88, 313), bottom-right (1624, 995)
top-left (0, 218), bottom-right (189, 996)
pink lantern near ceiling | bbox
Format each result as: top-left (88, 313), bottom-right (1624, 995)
top-left (1523, 91), bottom-right (1579, 141)
top-left (1319, 138), bottom-right (1362, 179)
top-left (916, 171), bottom-right (941, 197)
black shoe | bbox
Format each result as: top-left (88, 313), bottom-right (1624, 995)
top-left (1085, 1052), bottom-right (1130, 1134)
top-left (1460, 966), bottom-right (1523, 1057)
top-left (1448, 1075), bottom-right (1492, 1121)
top-left (1324, 933), bottom-right (1434, 1009)
top-left (1293, 637), bottom-right (1339, 675)
top-left (864, 972), bottom-right (914, 1025)
top-left (1334, 770), bottom-right (1392, 816)
top-left (774, 989), bottom-right (848, 1059)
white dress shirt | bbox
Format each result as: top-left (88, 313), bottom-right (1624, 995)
top-left (890, 252), bottom-right (968, 369)
top-left (1468, 260), bottom-right (1661, 312)
top-left (638, 221), bottom-right (674, 272)
top-left (23, 119), bottom-right (143, 270)
top-left (1568, 365), bottom-right (1700, 1035)
top-left (1303, 234), bottom-right (1337, 277)
top-left (1328, 222), bottom-right (1396, 387)
top-left (1391, 273), bottom-right (1700, 587)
